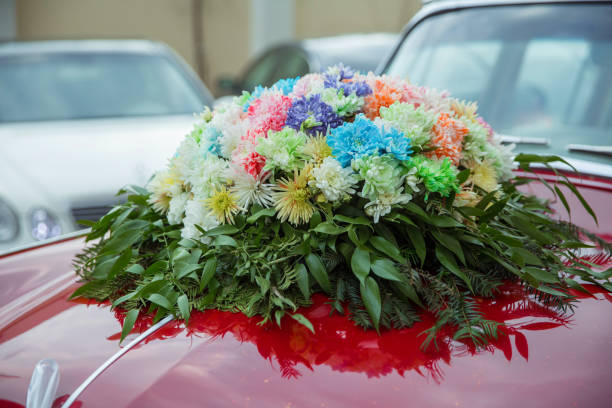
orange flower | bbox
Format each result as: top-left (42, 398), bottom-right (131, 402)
top-left (362, 78), bottom-right (406, 120)
top-left (425, 113), bottom-right (468, 165)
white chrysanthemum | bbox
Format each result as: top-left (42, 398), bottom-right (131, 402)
top-left (227, 165), bottom-right (274, 209)
top-left (173, 136), bottom-right (200, 181)
top-left (167, 192), bottom-right (190, 225)
top-left (487, 134), bottom-right (517, 181)
top-left (185, 154), bottom-right (229, 198)
top-left (210, 102), bottom-right (246, 158)
top-left (181, 197), bottom-right (219, 244)
top-left (364, 190), bottom-right (413, 223)
top-left (310, 157), bottom-right (358, 201)
top-left (320, 87), bottom-right (364, 117)
top-left (404, 167), bottom-right (421, 194)
top-left (290, 74), bottom-right (325, 98)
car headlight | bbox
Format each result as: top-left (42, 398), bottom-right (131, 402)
top-left (30, 208), bottom-right (62, 241)
top-left (0, 197), bottom-right (19, 242)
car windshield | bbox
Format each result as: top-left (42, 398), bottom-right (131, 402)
top-left (385, 4), bottom-right (612, 165)
top-left (0, 52), bottom-right (207, 122)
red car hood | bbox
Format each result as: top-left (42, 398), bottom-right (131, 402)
top-left (1, 175), bottom-right (612, 408)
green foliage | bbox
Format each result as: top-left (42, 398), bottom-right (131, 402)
top-left (71, 156), bottom-right (612, 349)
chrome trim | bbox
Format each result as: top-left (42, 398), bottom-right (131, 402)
top-left (521, 156), bottom-right (612, 182)
top-left (567, 144), bottom-right (612, 158)
top-left (0, 229), bottom-right (89, 259)
top-left (498, 134), bottom-right (550, 145)
top-left (60, 315), bottom-right (174, 408)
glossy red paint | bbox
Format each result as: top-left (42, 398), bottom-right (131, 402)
top-left (0, 175), bottom-right (611, 407)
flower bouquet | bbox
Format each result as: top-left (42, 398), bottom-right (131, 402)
top-left (72, 65), bottom-right (611, 346)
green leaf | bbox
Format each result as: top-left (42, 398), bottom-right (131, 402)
top-left (432, 231), bottom-right (465, 265)
top-left (537, 285), bottom-right (569, 298)
top-left (305, 253), bottom-right (331, 294)
top-left (395, 281), bottom-right (424, 308)
top-left (406, 227), bottom-right (426, 266)
top-left (524, 267), bottom-right (559, 284)
top-left (333, 214), bottom-right (371, 225)
top-left (200, 258), bottom-right (217, 292)
top-left (120, 309), bottom-right (139, 344)
top-left (558, 180), bottom-right (598, 225)
top-left (554, 185), bottom-right (571, 217)
top-left (429, 215), bottom-right (463, 228)
top-left (479, 197), bottom-right (509, 223)
top-left (435, 245), bottom-right (473, 292)
top-left (371, 258), bottom-right (403, 281)
top-left (247, 207), bottom-right (276, 223)
top-left (213, 235), bottom-right (238, 247)
top-left (92, 256), bottom-right (119, 279)
top-left (511, 248), bottom-right (543, 267)
top-left (177, 294), bottom-right (190, 323)
top-left (112, 291), bottom-right (138, 308)
top-left (456, 168), bottom-right (470, 184)
top-left (103, 228), bottom-right (142, 253)
top-left (369, 236), bottom-right (406, 264)
top-left (148, 293), bottom-right (172, 310)
top-left (360, 277), bottom-right (381, 332)
top-left (510, 216), bottom-right (553, 245)
top-left (106, 248), bottom-right (132, 279)
top-left (313, 222), bottom-right (346, 235)
top-left (290, 313), bottom-right (315, 334)
top-left (351, 247), bottom-right (370, 285)
top-left (295, 263), bottom-right (310, 300)
top-left (125, 264), bottom-right (145, 275)
top-left (204, 225), bottom-right (239, 237)
top-left (174, 262), bottom-right (202, 280)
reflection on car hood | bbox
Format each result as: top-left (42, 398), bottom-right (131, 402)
top-left (0, 236), bottom-right (611, 408)
top-left (0, 115), bottom-right (194, 206)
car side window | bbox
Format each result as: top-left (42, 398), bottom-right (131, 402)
top-left (269, 48), bottom-right (309, 82)
top-left (242, 51), bottom-right (281, 92)
top-left (509, 39), bottom-right (591, 129)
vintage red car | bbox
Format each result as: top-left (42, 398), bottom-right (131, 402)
top-left (2, 0), bottom-right (612, 406)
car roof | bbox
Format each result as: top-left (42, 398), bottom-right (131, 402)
top-left (0, 39), bottom-right (170, 57)
top-left (300, 33), bottom-right (399, 73)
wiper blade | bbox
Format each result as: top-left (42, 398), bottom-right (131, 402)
top-left (566, 144), bottom-right (612, 158)
top-left (498, 134), bottom-right (550, 145)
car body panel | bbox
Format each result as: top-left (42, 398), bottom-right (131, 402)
top-left (1, 174), bottom-right (611, 407)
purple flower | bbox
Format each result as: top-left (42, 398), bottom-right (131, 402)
top-left (323, 64), bottom-right (372, 97)
top-left (286, 95), bottom-right (343, 135)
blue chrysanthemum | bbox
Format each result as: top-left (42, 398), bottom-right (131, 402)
top-left (201, 126), bottom-right (223, 156)
top-left (285, 94), bottom-right (343, 136)
top-left (327, 114), bottom-right (412, 167)
top-left (380, 124), bottom-right (413, 161)
top-left (243, 77), bottom-right (300, 111)
top-left (327, 114), bottom-right (384, 167)
top-left (271, 77), bottom-right (299, 95)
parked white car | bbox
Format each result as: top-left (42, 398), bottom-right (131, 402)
top-left (0, 40), bottom-right (213, 251)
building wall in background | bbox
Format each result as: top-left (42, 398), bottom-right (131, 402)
top-left (14, 0), bottom-right (419, 95)
top-left (0, 0), bottom-right (16, 40)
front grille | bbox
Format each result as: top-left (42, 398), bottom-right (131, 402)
top-left (71, 206), bottom-right (112, 228)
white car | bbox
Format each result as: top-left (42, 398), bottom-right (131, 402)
top-left (0, 40), bottom-right (214, 251)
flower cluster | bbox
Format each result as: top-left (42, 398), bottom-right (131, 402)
top-left (147, 66), bottom-right (516, 241)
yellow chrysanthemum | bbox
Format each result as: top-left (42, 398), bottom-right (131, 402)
top-left (301, 135), bottom-right (332, 164)
top-left (273, 168), bottom-right (316, 225)
top-left (471, 160), bottom-right (499, 192)
top-left (451, 99), bottom-right (478, 121)
top-left (205, 187), bottom-right (240, 224)
top-left (146, 165), bottom-right (183, 213)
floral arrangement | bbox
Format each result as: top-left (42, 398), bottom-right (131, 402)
top-left (72, 65), bottom-right (610, 346)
